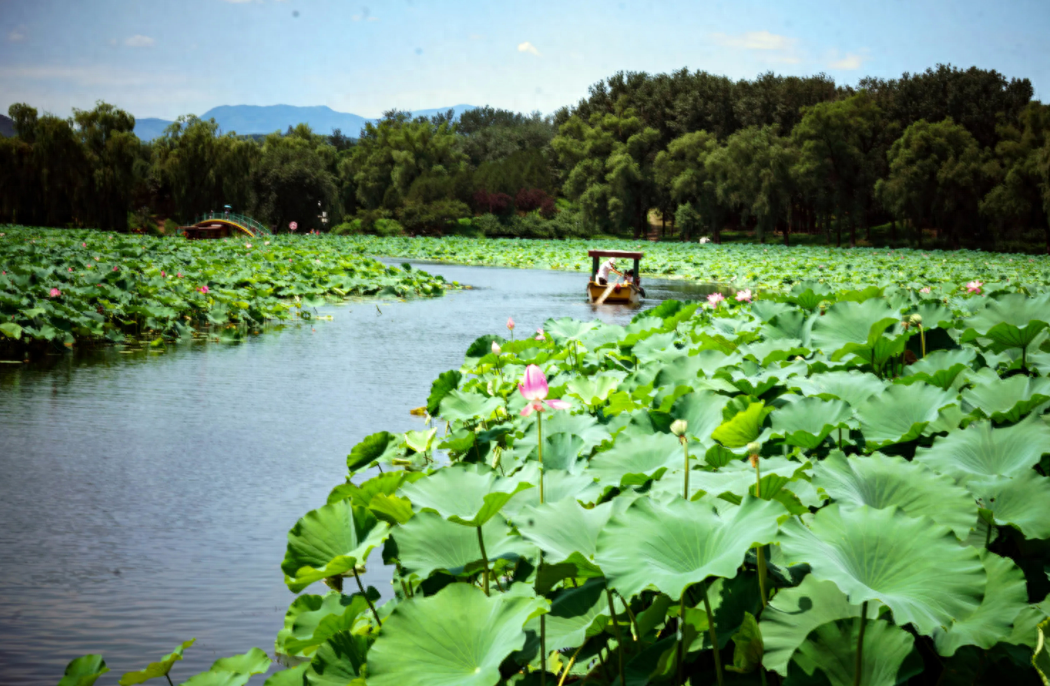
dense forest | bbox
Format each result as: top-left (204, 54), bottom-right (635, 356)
top-left (2, 63), bottom-right (1050, 252)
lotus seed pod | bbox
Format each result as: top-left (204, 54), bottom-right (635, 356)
top-left (747, 441), bottom-right (761, 455)
top-left (670, 419), bottom-right (688, 437)
top-left (910, 314), bottom-right (923, 325)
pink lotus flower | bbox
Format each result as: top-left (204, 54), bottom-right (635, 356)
top-left (94, 256), bottom-right (100, 261)
top-left (198, 285), bottom-right (209, 294)
top-left (113, 265), bottom-right (118, 271)
top-left (920, 287), bottom-right (931, 294)
top-left (68, 267), bottom-right (73, 272)
top-left (519, 365), bottom-right (570, 417)
top-left (507, 317), bottom-right (515, 331)
top-left (161, 271), bottom-right (166, 277)
top-left (707, 292), bottom-right (725, 308)
top-left (86, 264), bottom-right (93, 269)
top-left (177, 272), bottom-right (183, 278)
top-left (81, 242), bottom-right (86, 247)
top-left (535, 328), bottom-right (545, 340)
top-left (965, 281), bottom-right (983, 294)
top-left (735, 289), bottom-right (752, 303)
top-left (245, 243), bottom-right (252, 249)
top-left (49, 288), bottom-right (61, 297)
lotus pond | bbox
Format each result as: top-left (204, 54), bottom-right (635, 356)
top-left (0, 226), bottom-right (451, 350)
top-left (47, 269), bottom-right (1050, 685)
top-left (348, 235), bottom-right (1050, 292)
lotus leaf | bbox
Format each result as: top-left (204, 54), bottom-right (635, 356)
top-left (367, 583), bottom-right (538, 686)
top-left (514, 499), bottom-right (615, 577)
top-left (346, 431), bottom-right (402, 472)
top-left (670, 390), bottom-right (732, 445)
top-left (263, 665), bottom-right (311, 686)
top-left (58, 655), bottom-right (109, 686)
top-left (903, 348), bottom-right (976, 390)
top-left (791, 370), bottom-right (887, 408)
top-left (961, 374), bottom-right (1050, 423)
top-left (181, 648), bottom-right (271, 686)
top-left (778, 504), bottom-right (986, 636)
top-left (303, 631), bottom-right (368, 686)
top-left (854, 382), bottom-right (956, 450)
top-left (760, 575), bottom-right (882, 676)
top-left (933, 552), bottom-right (1029, 656)
top-left (962, 292), bottom-right (1050, 352)
top-left (787, 618), bottom-right (922, 686)
top-left (770, 397), bottom-right (852, 449)
top-left (810, 299), bottom-right (901, 357)
top-left (967, 471), bottom-right (1050, 540)
top-left (915, 418), bottom-right (1050, 484)
top-left (524, 578), bottom-right (609, 652)
top-left (399, 466), bottom-right (533, 526)
top-left (712, 400), bottom-right (773, 449)
top-left (119, 639), bottom-right (195, 685)
top-left (585, 432), bottom-right (682, 487)
top-left (282, 500), bottom-right (390, 593)
top-left (438, 390), bottom-right (504, 424)
top-left (813, 452), bottom-right (975, 539)
top-left (393, 511), bottom-right (535, 577)
top-left (276, 591), bottom-right (376, 658)
top-left (596, 495), bottom-right (784, 600)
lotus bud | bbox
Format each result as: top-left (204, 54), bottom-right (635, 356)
top-left (910, 314), bottom-right (922, 326)
top-left (747, 441), bottom-right (761, 468)
top-left (491, 341), bottom-right (501, 356)
top-left (670, 419), bottom-right (688, 437)
top-left (794, 355), bottom-right (804, 361)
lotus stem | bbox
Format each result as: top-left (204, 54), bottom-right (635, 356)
top-left (537, 413), bottom-right (545, 504)
top-left (701, 579), bottom-right (724, 686)
top-left (541, 614), bottom-right (548, 686)
top-left (616, 591), bottom-right (640, 643)
top-left (165, 675), bottom-right (175, 686)
top-left (854, 601), bottom-right (869, 686)
top-left (986, 519), bottom-right (993, 548)
top-left (353, 568), bottom-right (382, 627)
top-left (751, 448), bottom-right (768, 608)
top-left (607, 587), bottom-right (626, 686)
top-left (477, 526), bottom-right (490, 596)
top-left (919, 325), bottom-right (926, 359)
top-left (683, 441), bottom-right (690, 500)
top-left (558, 641), bottom-right (587, 686)
top-left (677, 592), bottom-right (686, 686)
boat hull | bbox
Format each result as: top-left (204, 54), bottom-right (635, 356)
top-left (588, 281), bottom-right (641, 305)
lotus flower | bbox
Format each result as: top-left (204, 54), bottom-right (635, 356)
top-left (198, 285), bottom-right (210, 294)
top-left (491, 341), bottom-right (501, 356)
top-left (735, 289), bottom-right (752, 303)
top-left (707, 292), bottom-right (725, 308)
top-left (245, 243), bottom-right (252, 249)
top-left (920, 287), bottom-right (931, 294)
top-left (113, 265), bottom-right (118, 271)
top-left (68, 267), bottom-right (73, 272)
top-left (507, 317), bottom-right (515, 331)
top-left (49, 288), bottom-right (61, 297)
top-left (161, 271), bottom-right (166, 277)
top-left (965, 280), bottom-right (983, 294)
top-left (699, 237), bottom-right (710, 244)
top-left (177, 272), bottom-right (183, 278)
top-left (535, 328), bottom-right (545, 340)
top-left (81, 242), bottom-right (86, 247)
top-left (519, 365), bottom-right (570, 417)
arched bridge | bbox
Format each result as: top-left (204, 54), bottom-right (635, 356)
top-left (182, 211), bottom-right (272, 239)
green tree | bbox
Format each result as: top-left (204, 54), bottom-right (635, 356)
top-left (73, 101), bottom-right (142, 231)
top-left (876, 118), bottom-right (987, 249)
top-left (654, 130), bottom-right (723, 241)
top-left (553, 109), bottom-right (660, 237)
top-left (252, 128), bottom-right (339, 232)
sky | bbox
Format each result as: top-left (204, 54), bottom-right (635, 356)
top-left (1, 0), bottom-right (1048, 121)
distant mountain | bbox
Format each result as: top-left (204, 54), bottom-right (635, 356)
top-left (133, 104), bottom-right (476, 141)
top-left (0, 114), bottom-right (15, 138)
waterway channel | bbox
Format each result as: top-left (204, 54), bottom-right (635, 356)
top-left (0, 261), bottom-right (716, 683)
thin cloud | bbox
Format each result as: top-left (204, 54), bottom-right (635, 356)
top-left (125, 35), bottom-right (155, 48)
top-left (709, 30), bottom-right (800, 64)
top-left (8, 27), bottom-right (26, 42)
top-left (828, 53), bottom-right (865, 70)
top-left (517, 41), bottom-right (540, 56)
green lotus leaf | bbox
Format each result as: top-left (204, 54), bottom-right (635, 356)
top-left (596, 495), bottom-right (783, 600)
top-left (393, 511), bottom-right (535, 577)
top-left (739, 338), bottom-right (809, 365)
top-left (630, 332), bottom-right (678, 362)
top-left (933, 551), bottom-right (1029, 657)
top-left (961, 374), bottom-right (1050, 423)
top-left (514, 499), bottom-right (615, 577)
top-left (915, 418), bottom-right (1050, 484)
top-left (813, 452), bottom-right (975, 540)
top-left (967, 471), bottom-right (1050, 539)
top-left (670, 390), bottom-right (732, 445)
top-left (770, 397), bottom-right (852, 449)
top-left (499, 465), bottom-right (602, 514)
top-left (327, 471), bottom-right (425, 506)
top-left (787, 618), bottom-right (922, 686)
top-left (346, 431), bottom-right (401, 472)
top-left (903, 348), bottom-right (976, 390)
top-left (0, 321), bottom-right (23, 339)
top-left (276, 591), bottom-right (376, 658)
top-left (181, 648), bottom-right (271, 686)
top-left (58, 655), bottom-right (109, 686)
top-left (762, 310), bottom-right (816, 346)
top-left (545, 317), bottom-right (599, 343)
top-left (854, 382), bottom-right (956, 450)
top-left (367, 583), bottom-right (538, 686)
top-left (712, 400), bottom-right (773, 449)
top-left (282, 500), bottom-right (390, 593)
top-left (1006, 596), bottom-right (1050, 648)
top-left (564, 374), bottom-right (622, 406)
top-left (962, 292), bottom-right (1050, 350)
top-left (516, 411), bottom-right (611, 456)
top-left (685, 456), bottom-right (810, 501)
top-left (263, 664), bottom-right (311, 686)
top-left (524, 578), bottom-right (609, 652)
top-left (810, 299), bottom-right (901, 357)
top-left (303, 631), bottom-right (368, 686)
top-left (399, 466), bottom-right (533, 526)
top-left (438, 390), bottom-right (504, 424)
top-left (652, 350), bottom-right (732, 388)
top-left (791, 370), bottom-right (887, 408)
top-left (778, 504), bottom-right (986, 636)
top-left (525, 432), bottom-right (586, 473)
top-left (119, 639), bottom-right (195, 685)
top-left (760, 575), bottom-right (882, 676)
top-left (427, 369), bottom-right (462, 415)
top-left (585, 432), bottom-right (682, 487)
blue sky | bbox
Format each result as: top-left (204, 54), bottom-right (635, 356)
top-left (1, 0), bottom-right (1047, 120)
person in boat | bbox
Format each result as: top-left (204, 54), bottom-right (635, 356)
top-left (596, 257), bottom-right (623, 286)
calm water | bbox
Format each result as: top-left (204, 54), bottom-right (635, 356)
top-left (0, 262), bottom-right (709, 684)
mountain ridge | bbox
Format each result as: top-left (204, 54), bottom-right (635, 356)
top-left (133, 103), bottom-right (475, 141)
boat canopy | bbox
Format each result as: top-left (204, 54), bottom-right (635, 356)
top-left (588, 249), bottom-right (644, 284)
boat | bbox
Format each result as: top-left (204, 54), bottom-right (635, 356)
top-left (587, 249), bottom-right (645, 305)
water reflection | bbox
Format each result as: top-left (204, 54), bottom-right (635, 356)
top-left (0, 262), bottom-right (715, 682)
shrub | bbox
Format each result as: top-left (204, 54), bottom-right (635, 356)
top-left (163, 219), bottom-right (179, 236)
top-left (374, 218), bottom-right (404, 237)
top-left (473, 189), bottom-right (513, 216)
top-left (399, 200), bottom-right (471, 234)
top-left (331, 220), bottom-right (363, 236)
top-left (355, 208), bottom-right (392, 233)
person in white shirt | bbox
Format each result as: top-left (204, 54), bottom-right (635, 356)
top-left (596, 257), bottom-right (623, 286)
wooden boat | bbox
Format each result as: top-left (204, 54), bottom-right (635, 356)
top-left (587, 249), bottom-right (645, 305)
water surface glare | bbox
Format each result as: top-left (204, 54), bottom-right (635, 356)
top-left (0, 262), bottom-right (707, 683)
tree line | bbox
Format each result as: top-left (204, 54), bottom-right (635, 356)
top-left (2, 63), bottom-right (1049, 251)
